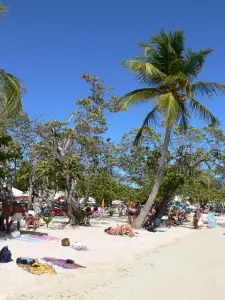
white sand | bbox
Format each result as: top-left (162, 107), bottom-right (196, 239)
top-left (0, 215), bottom-right (224, 300)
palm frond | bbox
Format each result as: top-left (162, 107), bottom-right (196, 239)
top-left (138, 43), bottom-right (154, 56)
top-left (157, 93), bottom-right (180, 124)
top-left (120, 88), bottom-right (159, 109)
top-left (122, 60), bottom-right (166, 85)
top-left (168, 30), bottom-right (185, 58)
top-left (189, 98), bottom-right (217, 125)
top-left (134, 106), bottom-right (159, 145)
top-left (0, 3), bottom-right (7, 17)
top-left (176, 100), bottom-right (190, 132)
top-left (183, 48), bottom-right (213, 79)
top-left (190, 81), bottom-right (225, 98)
top-left (163, 72), bottom-right (189, 89)
top-left (0, 70), bottom-right (26, 116)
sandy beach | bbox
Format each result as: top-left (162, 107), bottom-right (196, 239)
top-left (0, 216), bottom-right (224, 300)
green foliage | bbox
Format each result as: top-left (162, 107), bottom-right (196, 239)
top-left (120, 29), bottom-right (225, 143)
top-left (108, 208), bottom-right (114, 216)
top-left (40, 214), bottom-right (53, 228)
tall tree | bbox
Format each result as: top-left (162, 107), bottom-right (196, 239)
top-left (120, 29), bottom-right (225, 228)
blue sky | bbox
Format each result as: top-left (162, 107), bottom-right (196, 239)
top-left (1, 0), bottom-right (225, 141)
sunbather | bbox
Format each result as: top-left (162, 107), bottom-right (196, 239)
top-left (105, 224), bottom-right (136, 237)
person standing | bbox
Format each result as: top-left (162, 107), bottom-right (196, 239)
top-left (193, 209), bottom-right (201, 229)
top-left (7, 201), bottom-right (23, 233)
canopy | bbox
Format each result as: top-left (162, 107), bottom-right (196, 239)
top-left (13, 188), bottom-right (29, 198)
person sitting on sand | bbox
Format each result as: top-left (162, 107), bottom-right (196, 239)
top-left (165, 215), bottom-right (177, 227)
top-left (7, 201), bottom-right (23, 233)
top-left (105, 224), bottom-right (136, 237)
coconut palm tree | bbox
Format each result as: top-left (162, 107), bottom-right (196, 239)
top-left (0, 3), bottom-right (25, 117)
top-left (120, 30), bottom-right (225, 228)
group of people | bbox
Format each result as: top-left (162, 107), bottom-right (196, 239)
top-left (0, 201), bottom-right (41, 233)
top-left (104, 202), bottom-right (141, 237)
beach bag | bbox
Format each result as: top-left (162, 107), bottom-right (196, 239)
top-left (0, 246), bottom-right (12, 263)
top-left (16, 257), bottom-right (35, 265)
top-left (61, 238), bottom-right (70, 246)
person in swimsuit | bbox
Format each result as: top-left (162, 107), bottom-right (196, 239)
top-left (8, 201), bottom-right (23, 233)
top-left (105, 224), bottom-right (136, 237)
top-left (193, 209), bottom-right (201, 229)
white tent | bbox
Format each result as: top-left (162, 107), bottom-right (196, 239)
top-left (13, 188), bottom-right (28, 198)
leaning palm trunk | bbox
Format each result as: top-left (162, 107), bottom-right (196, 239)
top-left (155, 186), bottom-right (180, 218)
top-left (134, 125), bottom-right (172, 228)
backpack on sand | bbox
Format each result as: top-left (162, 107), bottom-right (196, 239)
top-left (0, 246), bottom-right (12, 263)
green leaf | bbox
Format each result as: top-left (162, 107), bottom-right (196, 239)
top-left (190, 82), bottom-right (225, 98)
top-left (120, 88), bottom-right (159, 109)
top-left (189, 98), bottom-right (217, 125)
top-left (134, 106), bottom-right (159, 145)
top-left (121, 60), bottom-right (166, 85)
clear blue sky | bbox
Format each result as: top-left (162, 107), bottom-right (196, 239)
top-left (2, 0), bottom-right (225, 141)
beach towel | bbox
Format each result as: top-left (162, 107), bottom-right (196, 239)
top-left (208, 212), bottom-right (216, 228)
top-left (16, 235), bottom-right (60, 243)
top-left (17, 262), bottom-right (56, 275)
top-left (42, 257), bottom-right (86, 269)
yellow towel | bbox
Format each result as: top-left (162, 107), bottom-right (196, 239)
top-left (18, 263), bottom-right (56, 275)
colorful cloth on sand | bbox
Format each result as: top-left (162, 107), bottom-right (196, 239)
top-left (42, 257), bottom-right (86, 269)
top-left (16, 235), bottom-right (60, 243)
top-left (17, 262), bottom-right (56, 275)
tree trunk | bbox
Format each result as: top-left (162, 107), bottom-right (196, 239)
top-left (155, 186), bottom-right (179, 218)
top-left (133, 125), bottom-right (172, 229)
top-left (80, 179), bottom-right (90, 209)
top-left (29, 176), bottom-right (33, 203)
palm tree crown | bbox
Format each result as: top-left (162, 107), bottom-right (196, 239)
top-left (0, 3), bottom-right (25, 116)
top-left (121, 30), bottom-right (225, 143)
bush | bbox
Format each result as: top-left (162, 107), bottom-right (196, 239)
top-left (108, 208), bottom-right (114, 216)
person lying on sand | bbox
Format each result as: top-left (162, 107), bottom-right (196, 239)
top-left (105, 224), bottom-right (136, 237)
